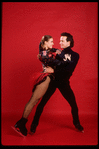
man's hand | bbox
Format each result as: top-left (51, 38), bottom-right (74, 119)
top-left (44, 66), bottom-right (54, 73)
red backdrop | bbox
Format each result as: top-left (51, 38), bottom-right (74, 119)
top-left (1, 2), bottom-right (98, 117)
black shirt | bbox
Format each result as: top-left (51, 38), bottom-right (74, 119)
top-left (54, 47), bottom-right (79, 80)
top-left (39, 43), bottom-right (79, 81)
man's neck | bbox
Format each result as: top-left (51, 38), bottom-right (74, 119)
top-left (63, 46), bottom-right (70, 49)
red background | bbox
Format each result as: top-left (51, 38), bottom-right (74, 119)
top-left (1, 2), bottom-right (98, 145)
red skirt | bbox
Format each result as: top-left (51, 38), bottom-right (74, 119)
top-left (30, 72), bottom-right (49, 92)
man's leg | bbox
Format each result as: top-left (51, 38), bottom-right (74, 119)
top-left (30, 80), bottom-right (56, 134)
top-left (58, 81), bottom-right (84, 132)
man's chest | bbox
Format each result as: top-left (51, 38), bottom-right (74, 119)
top-left (59, 51), bottom-right (72, 61)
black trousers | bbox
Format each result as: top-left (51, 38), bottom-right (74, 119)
top-left (31, 79), bottom-right (80, 127)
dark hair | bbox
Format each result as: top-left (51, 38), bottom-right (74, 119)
top-left (61, 32), bottom-right (74, 48)
top-left (41, 35), bottom-right (52, 48)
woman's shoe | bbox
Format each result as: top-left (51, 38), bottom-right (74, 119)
top-left (12, 117), bottom-right (28, 137)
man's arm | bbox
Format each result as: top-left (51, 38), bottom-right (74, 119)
top-left (44, 66), bottom-right (54, 73)
top-left (44, 53), bottom-right (79, 74)
top-left (54, 53), bottom-right (79, 73)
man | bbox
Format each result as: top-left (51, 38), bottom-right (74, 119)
top-left (30, 32), bottom-right (84, 134)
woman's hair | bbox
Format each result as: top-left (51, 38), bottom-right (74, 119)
top-left (41, 35), bottom-right (52, 48)
top-left (61, 32), bottom-right (74, 48)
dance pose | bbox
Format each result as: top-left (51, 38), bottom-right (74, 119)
top-left (12, 35), bottom-right (69, 136)
top-left (30, 32), bottom-right (84, 134)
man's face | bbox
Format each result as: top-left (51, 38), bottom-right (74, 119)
top-left (59, 36), bottom-right (70, 48)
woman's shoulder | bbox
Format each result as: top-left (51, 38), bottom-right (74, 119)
top-left (50, 48), bottom-right (58, 52)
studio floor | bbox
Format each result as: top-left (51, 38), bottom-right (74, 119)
top-left (1, 113), bottom-right (98, 146)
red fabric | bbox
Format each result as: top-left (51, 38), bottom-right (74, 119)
top-left (52, 52), bottom-right (56, 57)
top-left (30, 72), bottom-right (49, 90)
top-left (52, 53), bottom-right (56, 59)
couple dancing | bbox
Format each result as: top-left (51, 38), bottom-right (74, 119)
top-left (12, 32), bottom-right (84, 137)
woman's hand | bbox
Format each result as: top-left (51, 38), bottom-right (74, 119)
top-left (44, 66), bottom-right (54, 73)
top-left (56, 49), bottom-right (62, 54)
top-left (37, 54), bottom-right (40, 59)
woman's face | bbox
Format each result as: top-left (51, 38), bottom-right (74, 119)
top-left (45, 38), bottom-right (54, 49)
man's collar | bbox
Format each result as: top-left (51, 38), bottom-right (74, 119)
top-left (63, 46), bottom-right (71, 51)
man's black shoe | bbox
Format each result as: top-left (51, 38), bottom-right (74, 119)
top-left (29, 124), bottom-right (37, 135)
top-left (75, 124), bottom-right (84, 133)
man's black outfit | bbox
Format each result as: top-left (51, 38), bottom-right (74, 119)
top-left (30, 47), bottom-right (84, 133)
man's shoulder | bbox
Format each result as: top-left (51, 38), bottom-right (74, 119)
top-left (70, 49), bottom-right (80, 60)
top-left (71, 49), bottom-right (79, 56)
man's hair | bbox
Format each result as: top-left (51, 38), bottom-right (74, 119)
top-left (61, 32), bottom-right (74, 48)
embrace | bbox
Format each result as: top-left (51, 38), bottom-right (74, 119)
top-left (12, 32), bottom-right (84, 137)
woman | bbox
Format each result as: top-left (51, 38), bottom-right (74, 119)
top-left (32, 35), bottom-right (62, 92)
top-left (12, 35), bottom-right (63, 137)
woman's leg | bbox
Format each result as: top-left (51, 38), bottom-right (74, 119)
top-left (22, 76), bottom-right (51, 119)
top-left (13, 76), bottom-right (51, 136)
